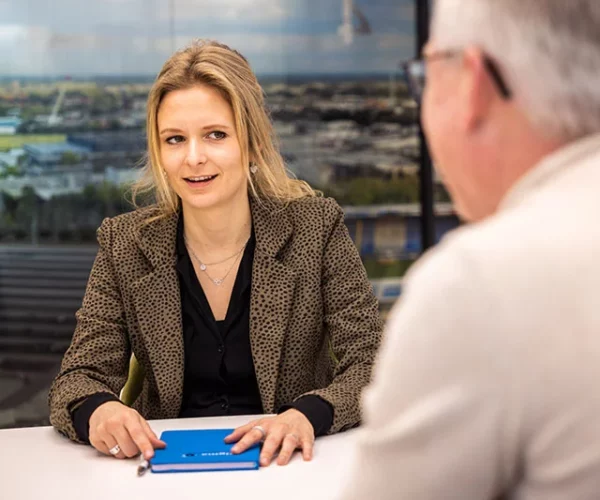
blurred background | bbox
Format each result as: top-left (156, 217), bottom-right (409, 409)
top-left (0, 0), bottom-right (457, 428)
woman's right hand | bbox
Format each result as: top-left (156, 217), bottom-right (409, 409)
top-left (88, 401), bottom-right (166, 460)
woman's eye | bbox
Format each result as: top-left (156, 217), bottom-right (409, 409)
top-left (166, 135), bottom-right (185, 145)
top-left (207, 131), bottom-right (227, 140)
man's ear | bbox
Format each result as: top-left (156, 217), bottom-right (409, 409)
top-left (459, 46), bottom-right (497, 132)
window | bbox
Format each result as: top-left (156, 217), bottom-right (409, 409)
top-left (0, 0), bottom-right (434, 428)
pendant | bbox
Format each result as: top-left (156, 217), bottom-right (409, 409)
top-left (213, 278), bottom-right (223, 285)
top-left (200, 264), bottom-right (207, 271)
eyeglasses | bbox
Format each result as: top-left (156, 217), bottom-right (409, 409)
top-left (401, 50), bottom-right (512, 104)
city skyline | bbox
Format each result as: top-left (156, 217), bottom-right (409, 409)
top-left (0, 0), bottom-right (415, 76)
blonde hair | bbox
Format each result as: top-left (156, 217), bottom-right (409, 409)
top-left (132, 39), bottom-right (316, 215)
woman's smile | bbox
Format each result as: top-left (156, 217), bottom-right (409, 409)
top-left (183, 174), bottom-right (219, 189)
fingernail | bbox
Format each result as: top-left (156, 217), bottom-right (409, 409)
top-left (231, 446), bottom-right (239, 453)
top-left (144, 450), bottom-right (153, 460)
top-left (260, 458), bottom-right (269, 466)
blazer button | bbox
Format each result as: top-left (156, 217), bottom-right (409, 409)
top-left (217, 345), bottom-right (224, 354)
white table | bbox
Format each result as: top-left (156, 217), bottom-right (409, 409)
top-left (1, 415), bottom-right (358, 500)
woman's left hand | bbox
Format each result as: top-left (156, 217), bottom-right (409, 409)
top-left (225, 409), bottom-right (315, 466)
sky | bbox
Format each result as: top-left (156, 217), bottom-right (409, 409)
top-left (0, 0), bottom-right (416, 77)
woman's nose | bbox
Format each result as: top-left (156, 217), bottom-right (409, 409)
top-left (185, 139), bottom-right (208, 167)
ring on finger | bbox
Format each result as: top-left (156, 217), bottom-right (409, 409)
top-left (251, 425), bottom-right (267, 442)
top-left (108, 444), bottom-right (121, 456)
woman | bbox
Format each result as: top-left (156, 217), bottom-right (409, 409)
top-left (48, 40), bottom-right (382, 467)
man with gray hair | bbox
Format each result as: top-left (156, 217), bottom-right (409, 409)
top-left (338, 1), bottom-right (600, 498)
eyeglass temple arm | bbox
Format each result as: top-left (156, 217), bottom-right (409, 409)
top-left (484, 58), bottom-right (511, 99)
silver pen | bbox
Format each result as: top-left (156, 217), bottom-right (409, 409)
top-left (137, 459), bottom-right (150, 476)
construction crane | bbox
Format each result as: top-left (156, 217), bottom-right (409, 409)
top-left (338, 0), bottom-right (371, 45)
top-left (48, 79), bottom-right (69, 126)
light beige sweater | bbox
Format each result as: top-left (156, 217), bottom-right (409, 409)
top-left (339, 134), bottom-right (600, 500)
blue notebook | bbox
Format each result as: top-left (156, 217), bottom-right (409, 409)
top-left (150, 429), bottom-right (260, 473)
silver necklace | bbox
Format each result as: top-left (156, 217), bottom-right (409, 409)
top-left (186, 239), bottom-right (247, 266)
top-left (184, 235), bottom-right (250, 286)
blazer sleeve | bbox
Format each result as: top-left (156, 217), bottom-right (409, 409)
top-left (48, 217), bottom-right (131, 443)
top-left (301, 198), bottom-right (384, 434)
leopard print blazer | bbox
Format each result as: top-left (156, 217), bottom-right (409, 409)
top-left (48, 196), bottom-right (383, 443)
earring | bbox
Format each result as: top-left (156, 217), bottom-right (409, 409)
top-left (250, 162), bottom-right (258, 174)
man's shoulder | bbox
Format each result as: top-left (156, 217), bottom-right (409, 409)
top-left (397, 213), bottom-right (534, 319)
top-left (400, 189), bottom-right (600, 333)
top-left (431, 198), bottom-right (567, 274)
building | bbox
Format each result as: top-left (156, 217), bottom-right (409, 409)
top-left (20, 130), bottom-right (147, 170)
top-left (21, 142), bottom-right (92, 169)
top-left (0, 165), bottom-right (140, 200)
top-left (0, 149), bottom-right (24, 169)
top-left (68, 130), bottom-right (146, 153)
top-left (0, 165), bottom-right (102, 200)
top-left (343, 202), bottom-right (460, 258)
top-left (0, 117), bottom-right (21, 135)
top-left (371, 277), bottom-right (404, 315)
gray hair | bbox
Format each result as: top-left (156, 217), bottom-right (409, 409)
top-left (431, 0), bottom-right (600, 140)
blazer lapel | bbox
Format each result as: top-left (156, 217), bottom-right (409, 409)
top-left (129, 212), bottom-right (184, 418)
top-left (250, 200), bottom-right (297, 412)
